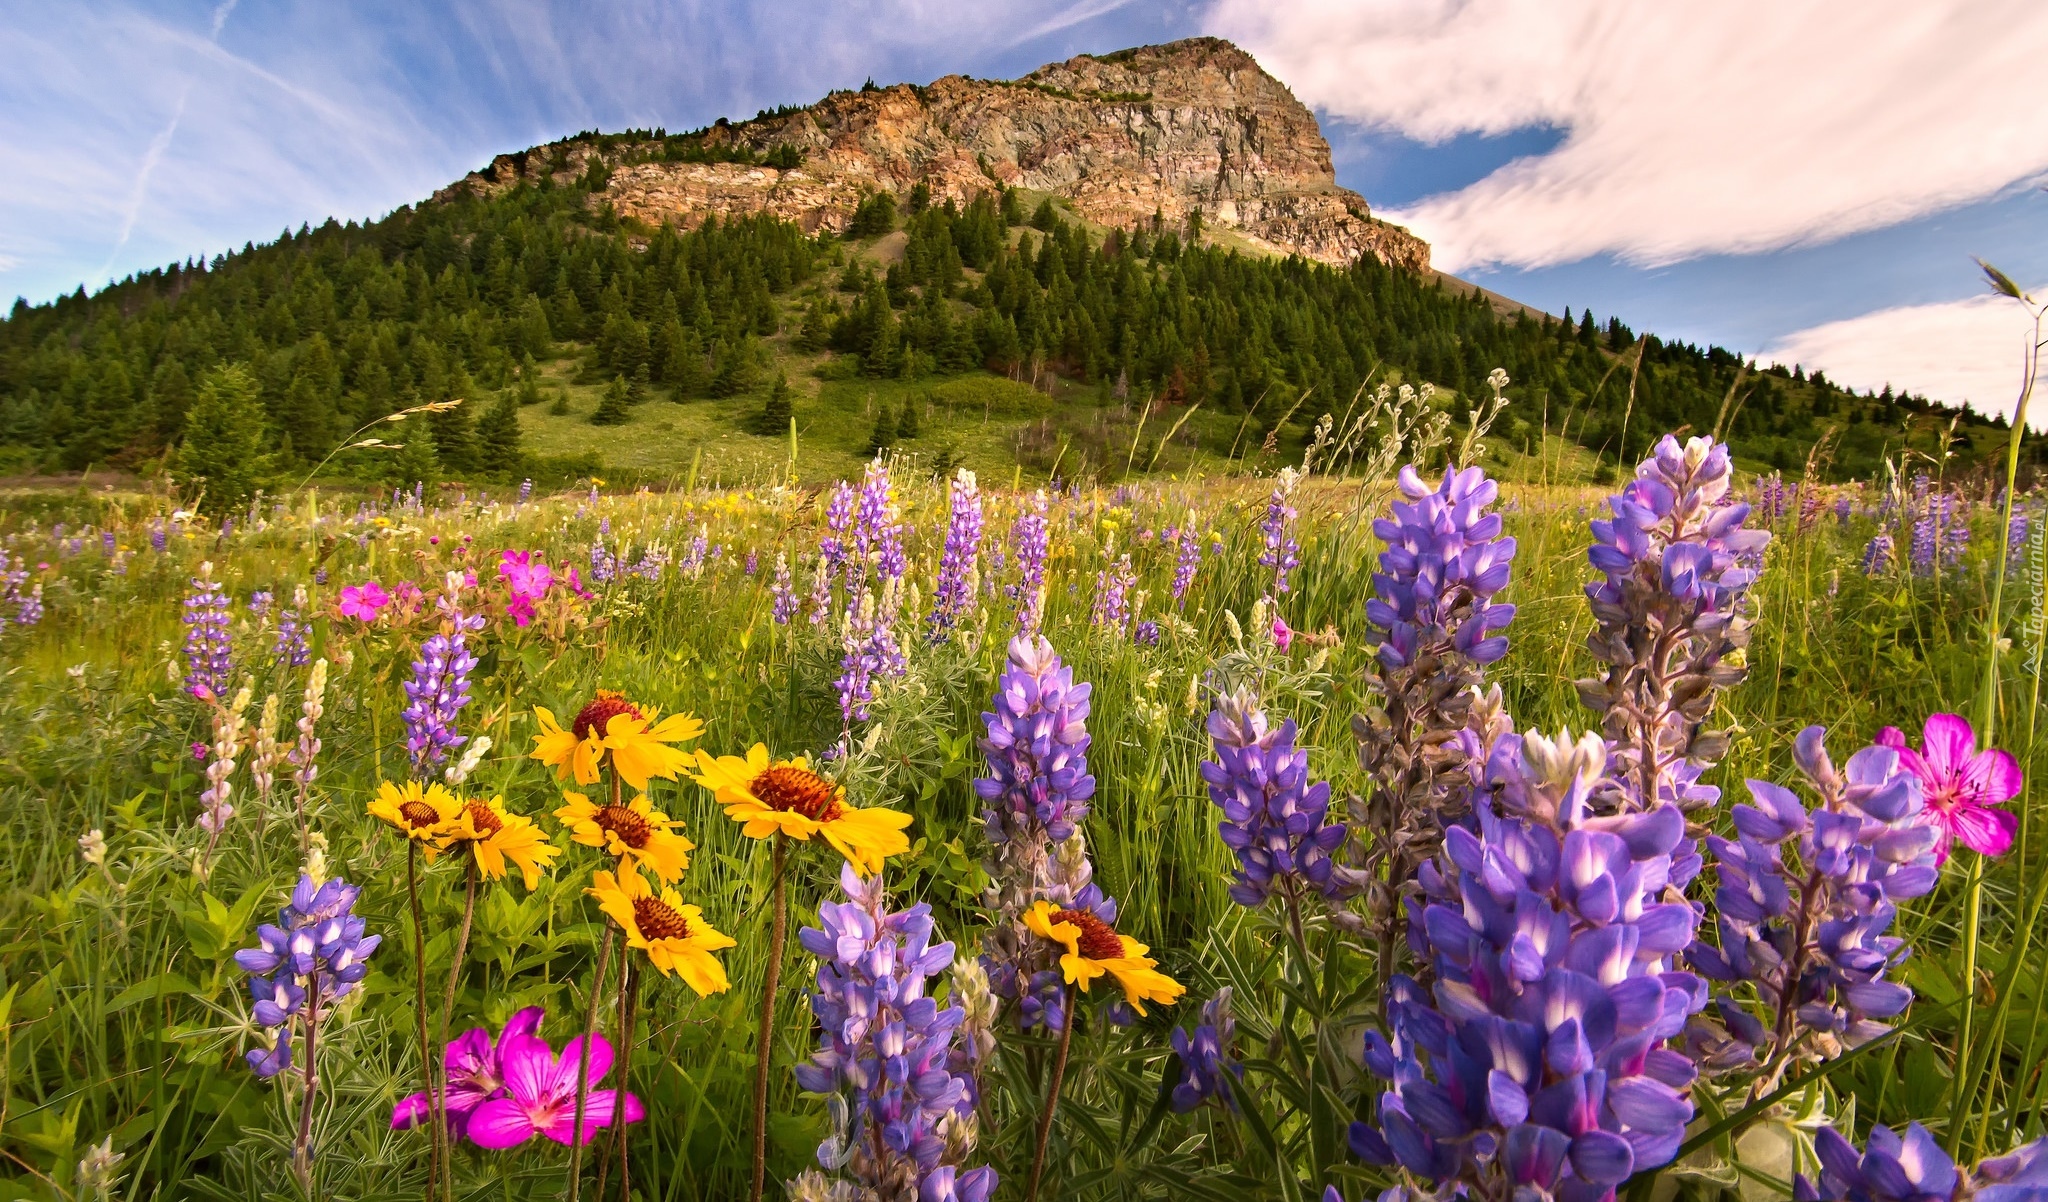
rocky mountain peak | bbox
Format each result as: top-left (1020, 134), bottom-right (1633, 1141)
top-left (439, 37), bottom-right (1429, 272)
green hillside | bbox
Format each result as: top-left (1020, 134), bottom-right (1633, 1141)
top-left (0, 156), bottom-right (2031, 499)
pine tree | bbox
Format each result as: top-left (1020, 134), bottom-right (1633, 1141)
top-left (172, 363), bottom-right (270, 516)
top-left (477, 390), bottom-right (524, 475)
top-left (895, 395), bottom-right (921, 440)
top-left (592, 375), bottom-right (632, 426)
top-left (388, 416), bottom-right (440, 489)
top-left (754, 371), bottom-right (793, 435)
top-left (865, 404), bottom-right (894, 456)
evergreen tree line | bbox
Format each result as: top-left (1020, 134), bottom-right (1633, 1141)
top-left (0, 165), bottom-right (2026, 487)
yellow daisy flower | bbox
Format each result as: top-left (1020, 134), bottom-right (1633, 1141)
top-left (690, 744), bottom-right (912, 875)
top-left (367, 779), bottom-right (462, 853)
top-left (436, 795), bottom-right (562, 890)
top-left (554, 790), bottom-right (694, 884)
top-left (1022, 899), bottom-right (1186, 1017)
top-left (531, 691), bottom-right (704, 789)
top-left (588, 868), bottom-right (735, 997)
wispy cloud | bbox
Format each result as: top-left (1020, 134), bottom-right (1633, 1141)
top-left (1207, 0), bottom-right (2048, 274)
top-left (2, 0), bottom-right (1195, 305)
top-left (1762, 286), bottom-right (2046, 425)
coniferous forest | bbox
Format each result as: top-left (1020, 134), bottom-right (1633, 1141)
top-left (0, 160), bottom-right (2031, 489)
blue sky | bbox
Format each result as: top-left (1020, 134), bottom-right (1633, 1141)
top-left (6, 0), bottom-right (2045, 415)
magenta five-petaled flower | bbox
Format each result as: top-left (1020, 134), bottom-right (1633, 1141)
top-left (1876, 713), bottom-right (2023, 864)
top-left (392, 1008), bottom-right (644, 1148)
top-left (338, 581), bottom-right (391, 621)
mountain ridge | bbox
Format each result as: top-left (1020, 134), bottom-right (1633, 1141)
top-left (437, 37), bottom-right (1431, 274)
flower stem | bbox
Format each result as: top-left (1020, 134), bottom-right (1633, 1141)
top-left (1026, 983), bottom-right (1077, 1202)
top-left (567, 922), bottom-right (616, 1202)
top-left (594, 938), bottom-right (629, 1202)
top-left (616, 962), bottom-right (641, 1202)
top-left (1946, 850), bottom-right (1987, 1156)
top-left (439, 854), bottom-right (478, 1027)
top-left (294, 982), bottom-right (322, 1197)
top-left (406, 844), bottom-right (440, 1202)
top-left (750, 835), bottom-right (789, 1202)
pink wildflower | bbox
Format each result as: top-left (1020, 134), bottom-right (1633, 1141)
top-left (338, 581), bottom-right (391, 621)
top-left (392, 1008), bottom-right (544, 1138)
top-left (463, 1027), bottom-right (645, 1148)
top-left (1877, 712), bottom-right (2023, 864)
top-left (1272, 615), bottom-right (1293, 652)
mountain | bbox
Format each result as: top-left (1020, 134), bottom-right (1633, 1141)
top-left (441, 37), bottom-right (1430, 274)
top-left (0, 37), bottom-right (2028, 494)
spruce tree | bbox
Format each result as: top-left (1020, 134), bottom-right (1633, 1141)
top-left (591, 375), bottom-right (632, 426)
top-left (865, 402), bottom-right (893, 456)
top-left (388, 416), bottom-right (441, 489)
top-left (172, 363), bottom-right (270, 516)
top-left (477, 390), bottom-right (524, 475)
top-left (755, 372), bottom-right (793, 435)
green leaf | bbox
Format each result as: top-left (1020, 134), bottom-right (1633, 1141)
top-left (108, 974), bottom-right (196, 1014)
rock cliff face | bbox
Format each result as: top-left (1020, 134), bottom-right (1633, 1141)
top-left (438, 38), bottom-right (1430, 272)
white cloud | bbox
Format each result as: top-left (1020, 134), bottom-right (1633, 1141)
top-left (1206, 0), bottom-right (2048, 273)
top-left (1761, 288), bottom-right (2046, 426)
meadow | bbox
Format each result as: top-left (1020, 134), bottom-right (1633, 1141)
top-left (1, 426), bottom-right (2045, 1202)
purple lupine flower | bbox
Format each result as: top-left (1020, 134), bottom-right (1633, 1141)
top-left (806, 559), bottom-right (832, 628)
top-left (1089, 554), bottom-right (1135, 632)
top-left (628, 544), bottom-right (670, 581)
top-left (974, 635), bottom-right (1102, 1030)
top-left (770, 553), bottom-right (798, 625)
top-left (182, 566), bottom-right (234, 699)
top-left (1172, 513), bottom-right (1202, 610)
top-left (1757, 472), bottom-right (1787, 522)
top-left (1355, 463), bottom-right (1517, 948)
top-left (400, 582), bottom-right (482, 775)
top-left (835, 459), bottom-right (907, 723)
top-left (14, 583), bottom-right (41, 628)
top-left (1169, 988), bottom-right (1243, 1113)
top-left (1259, 468), bottom-right (1302, 596)
top-left (516, 478), bottom-right (533, 505)
top-left (1836, 495), bottom-right (1854, 528)
top-left (929, 468), bottom-right (983, 640)
top-left (1009, 491), bottom-right (1050, 635)
top-left (744, 551), bottom-right (758, 576)
top-left (1861, 533), bottom-right (1894, 576)
top-left (1351, 728), bottom-right (1705, 1196)
top-left (795, 864), bottom-right (995, 1201)
top-left (820, 481), bottom-right (855, 583)
top-left (234, 874), bottom-right (381, 1080)
top-left (151, 521), bottom-right (168, 552)
top-left (976, 634), bottom-right (1095, 858)
top-left (1799, 1122), bottom-right (2048, 1202)
top-left (1685, 729), bottom-right (1937, 1078)
top-left (1942, 494), bottom-right (1970, 568)
top-left (274, 608), bottom-right (311, 668)
top-left (248, 590), bottom-right (275, 617)
top-left (588, 537), bottom-right (619, 585)
top-left (1132, 619), bottom-right (1160, 647)
top-left (2010, 511), bottom-right (2031, 565)
top-left (101, 529), bottom-right (116, 555)
top-left (1201, 687), bottom-right (1357, 907)
top-left (1582, 434), bottom-right (1769, 812)
top-left (1911, 498), bottom-right (1939, 576)
top-left (679, 526), bottom-right (709, 579)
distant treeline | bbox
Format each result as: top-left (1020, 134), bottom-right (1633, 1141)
top-left (0, 161), bottom-right (2028, 483)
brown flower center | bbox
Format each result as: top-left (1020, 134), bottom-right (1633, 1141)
top-left (750, 765), bottom-right (844, 822)
top-left (631, 895), bottom-right (692, 941)
top-left (594, 804), bottom-right (652, 849)
top-left (463, 800), bottom-right (503, 836)
top-left (572, 690), bottom-right (643, 742)
top-left (398, 800), bottom-right (441, 830)
top-left (1053, 909), bottom-right (1125, 961)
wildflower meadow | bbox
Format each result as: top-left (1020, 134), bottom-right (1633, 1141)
top-left (6, 380), bottom-right (2048, 1202)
